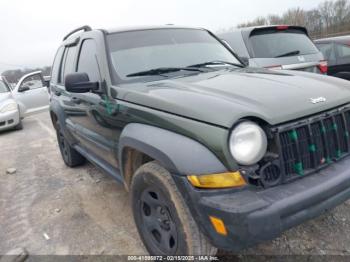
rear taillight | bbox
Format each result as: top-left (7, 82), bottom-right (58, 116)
top-left (265, 65), bottom-right (283, 70)
top-left (276, 25), bottom-right (289, 30)
top-left (318, 60), bottom-right (328, 74)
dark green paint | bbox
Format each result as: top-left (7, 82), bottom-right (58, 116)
top-left (294, 162), bottom-right (304, 176)
top-left (309, 144), bottom-right (316, 152)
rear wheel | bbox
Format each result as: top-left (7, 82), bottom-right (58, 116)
top-left (131, 161), bottom-right (217, 255)
top-left (56, 121), bottom-right (85, 167)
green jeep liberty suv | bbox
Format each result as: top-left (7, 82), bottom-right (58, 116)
top-left (50, 25), bottom-right (350, 255)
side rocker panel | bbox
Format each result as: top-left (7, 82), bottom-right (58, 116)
top-left (118, 123), bottom-right (227, 177)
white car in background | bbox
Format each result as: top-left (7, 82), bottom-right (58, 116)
top-left (0, 71), bottom-right (49, 131)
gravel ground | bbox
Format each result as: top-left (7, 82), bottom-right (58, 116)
top-left (1, 112), bottom-right (350, 260)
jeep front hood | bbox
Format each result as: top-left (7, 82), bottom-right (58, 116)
top-left (118, 68), bottom-right (350, 127)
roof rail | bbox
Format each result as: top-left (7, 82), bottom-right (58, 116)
top-left (63, 25), bottom-right (92, 41)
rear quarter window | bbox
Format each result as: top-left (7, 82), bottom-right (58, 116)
top-left (249, 29), bottom-right (319, 58)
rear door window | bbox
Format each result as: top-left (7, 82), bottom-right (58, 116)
top-left (249, 29), bottom-right (319, 58)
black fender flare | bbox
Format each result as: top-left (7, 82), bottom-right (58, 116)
top-left (49, 99), bottom-right (66, 128)
top-left (49, 100), bottom-right (76, 144)
top-left (118, 123), bottom-right (227, 177)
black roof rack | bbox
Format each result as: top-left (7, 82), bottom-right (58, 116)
top-left (63, 25), bottom-right (92, 41)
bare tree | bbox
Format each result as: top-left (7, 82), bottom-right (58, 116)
top-left (237, 16), bottom-right (268, 28)
top-left (282, 7), bottom-right (307, 26)
top-left (227, 0), bottom-right (350, 39)
top-left (267, 14), bottom-right (283, 25)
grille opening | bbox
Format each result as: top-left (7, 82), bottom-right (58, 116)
top-left (278, 110), bottom-right (350, 182)
top-left (335, 114), bottom-right (348, 154)
top-left (243, 108), bottom-right (350, 188)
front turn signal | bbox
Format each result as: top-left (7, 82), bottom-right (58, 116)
top-left (187, 172), bottom-right (246, 189)
top-left (209, 216), bottom-right (228, 236)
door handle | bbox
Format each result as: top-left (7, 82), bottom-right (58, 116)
top-left (71, 97), bottom-right (82, 104)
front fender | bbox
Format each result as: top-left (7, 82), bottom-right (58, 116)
top-left (118, 123), bottom-right (227, 177)
top-left (16, 100), bottom-right (26, 118)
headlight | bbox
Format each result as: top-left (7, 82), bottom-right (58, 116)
top-left (0, 101), bottom-right (18, 113)
top-left (229, 121), bottom-right (267, 165)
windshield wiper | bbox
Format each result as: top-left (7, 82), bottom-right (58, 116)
top-left (275, 50), bottom-right (300, 58)
top-left (126, 67), bottom-right (203, 77)
top-left (187, 60), bottom-right (244, 68)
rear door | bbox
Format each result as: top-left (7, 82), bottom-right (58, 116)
top-left (13, 72), bottom-right (49, 116)
top-left (245, 27), bottom-right (324, 73)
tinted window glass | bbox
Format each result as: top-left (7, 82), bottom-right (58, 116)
top-left (0, 80), bottom-right (10, 93)
top-left (21, 74), bottom-right (43, 90)
top-left (107, 29), bottom-right (241, 83)
top-left (60, 46), bottom-right (77, 83)
top-left (51, 46), bottom-right (64, 84)
top-left (336, 44), bottom-right (350, 58)
top-left (249, 30), bottom-right (319, 58)
top-left (316, 43), bottom-right (336, 61)
top-left (77, 40), bottom-right (101, 82)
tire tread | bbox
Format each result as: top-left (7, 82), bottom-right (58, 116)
top-left (132, 161), bottom-right (217, 255)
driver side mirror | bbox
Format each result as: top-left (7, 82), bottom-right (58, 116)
top-left (65, 73), bottom-right (99, 93)
top-left (18, 85), bottom-right (30, 92)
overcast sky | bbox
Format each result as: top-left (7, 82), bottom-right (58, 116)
top-left (0, 0), bottom-right (324, 74)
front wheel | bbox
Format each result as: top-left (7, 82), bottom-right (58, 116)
top-left (131, 161), bottom-right (217, 255)
top-left (14, 120), bottom-right (23, 130)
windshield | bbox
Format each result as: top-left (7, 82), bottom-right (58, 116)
top-left (107, 28), bottom-right (241, 82)
top-left (249, 29), bottom-right (319, 58)
top-left (0, 80), bottom-right (10, 93)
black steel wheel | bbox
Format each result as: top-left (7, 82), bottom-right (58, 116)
top-left (140, 187), bottom-right (178, 254)
top-left (131, 161), bottom-right (217, 256)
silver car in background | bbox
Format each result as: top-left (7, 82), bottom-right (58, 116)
top-left (12, 71), bottom-right (50, 116)
top-left (0, 76), bottom-right (21, 130)
top-left (0, 71), bottom-right (49, 131)
top-left (219, 25), bottom-right (327, 74)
